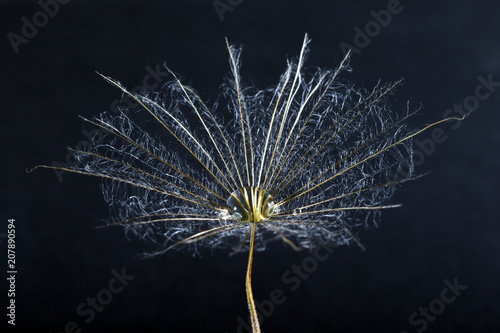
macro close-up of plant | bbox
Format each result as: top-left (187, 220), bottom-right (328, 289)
top-left (4, 1), bottom-right (499, 332)
top-left (30, 35), bottom-right (465, 332)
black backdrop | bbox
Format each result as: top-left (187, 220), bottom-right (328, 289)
top-left (2, 1), bottom-right (500, 332)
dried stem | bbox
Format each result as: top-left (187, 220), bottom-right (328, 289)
top-left (246, 223), bottom-right (261, 333)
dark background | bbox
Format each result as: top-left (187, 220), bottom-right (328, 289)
top-left (2, 0), bottom-right (500, 332)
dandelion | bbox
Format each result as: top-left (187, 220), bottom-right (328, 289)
top-left (30, 34), bottom-right (465, 332)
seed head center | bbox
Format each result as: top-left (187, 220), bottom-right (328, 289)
top-left (226, 186), bottom-right (275, 223)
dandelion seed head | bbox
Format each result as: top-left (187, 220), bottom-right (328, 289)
top-left (28, 34), bottom-right (472, 333)
top-left (54, 35), bottom-right (421, 256)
